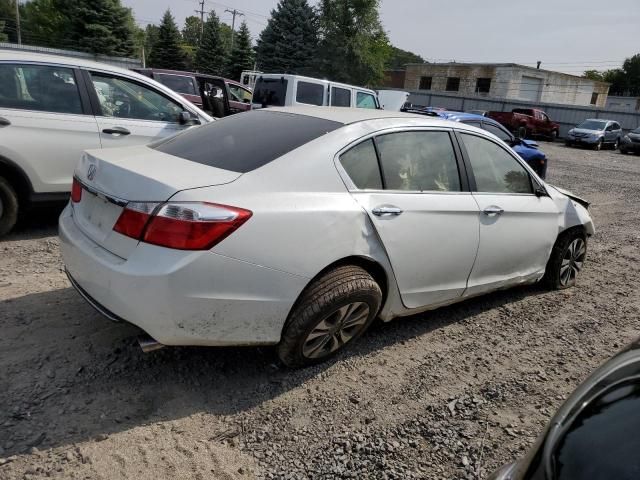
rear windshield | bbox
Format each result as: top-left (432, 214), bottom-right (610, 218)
top-left (151, 110), bottom-right (342, 173)
top-left (513, 109), bottom-right (534, 116)
top-left (154, 73), bottom-right (197, 96)
top-left (252, 78), bottom-right (288, 107)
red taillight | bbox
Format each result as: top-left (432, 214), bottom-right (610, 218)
top-left (71, 178), bottom-right (83, 203)
top-left (113, 202), bottom-right (158, 239)
top-left (113, 202), bottom-right (252, 251)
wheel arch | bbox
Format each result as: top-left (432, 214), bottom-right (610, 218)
top-left (0, 155), bottom-right (33, 207)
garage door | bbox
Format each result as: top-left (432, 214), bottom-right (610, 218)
top-left (520, 76), bottom-right (542, 102)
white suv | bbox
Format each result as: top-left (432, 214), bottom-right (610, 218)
top-left (0, 51), bottom-right (212, 236)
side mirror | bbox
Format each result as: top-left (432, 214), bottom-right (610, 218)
top-left (179, 111), bottom-right (200, 126)
top-left (534, 185), bottom-right (547, 197)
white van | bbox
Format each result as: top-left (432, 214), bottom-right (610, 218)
top-left (251, 74), bottom-right (380, 110)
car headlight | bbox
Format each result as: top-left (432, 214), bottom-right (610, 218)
top-left (623, 135), bottom-right (631, 142)
top-left (568, 129), bottom-right (575, 136)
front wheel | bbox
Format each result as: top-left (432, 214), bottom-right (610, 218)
top-left (594, 138), bottom-right (603, 151)
top-left (277, 265), bottom-right (382, 368)
top-left (543, 230), bottom-right (587, 290)
top-left (0, 176), bottom-right (18, 238)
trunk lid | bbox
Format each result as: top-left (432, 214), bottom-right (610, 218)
top-left (72, 145), bottom-right (242, 259)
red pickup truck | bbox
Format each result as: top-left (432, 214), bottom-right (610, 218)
top-left (488, 108), bottom-right (560, 140)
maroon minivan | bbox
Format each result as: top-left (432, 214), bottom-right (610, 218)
top-left (134, 68), bottom-right (252, 118)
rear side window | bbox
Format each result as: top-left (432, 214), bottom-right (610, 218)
top-left (0, 64), bottom-right (83, 114)
top-left (252, 78), bottom-right (287, 107)
top-left (296, 81), bottom-right (324, 106)
top-left (154, 73), bottom-right (197, 96)
top-left (461, 133), bottom-right (532, 194)
top-left (331, 87), bottom-right (351, 107)
top-left (152, 110), bottom-right (342, 173)
top-left (339, 139), bottom-right (382, 189)
top-left (376, 131), bottom-right (461, 192)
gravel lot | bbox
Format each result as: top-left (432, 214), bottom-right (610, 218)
top-left (1, 142), bottom-right (639, 479)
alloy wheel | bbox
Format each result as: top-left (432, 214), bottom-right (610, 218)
top-left (302, 302), bottom-right (370, 359)
top-left (560, 238), bottom-right (586, 286)
top-left (595, 139), bottom-right (603, 151)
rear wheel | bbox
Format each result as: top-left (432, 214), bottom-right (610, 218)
top-left (549, 130), bottom-right (559, 141)
top-left (613, 138), bottom-right (620, 150)
top-left (517, 125), bottom-right (527, 139)
top-left (0, 176), bottom-right (18, 238)
top-left (277, 265), bottom-right (382, 368)
top-left (543, 229), bottom-right (587, 290)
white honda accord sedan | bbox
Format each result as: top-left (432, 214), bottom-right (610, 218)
top-left (60, 107), bottom-right (594, 367)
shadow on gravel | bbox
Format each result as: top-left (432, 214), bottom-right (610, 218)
top-left (1, 205), bottom-right (64, 242)
top-left (0, 282), bottom-right (546, 455)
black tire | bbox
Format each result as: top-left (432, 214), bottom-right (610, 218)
top-left (594, 138), bottom-right (603, 151)
top-left (517, 125), bottom-right (527, 139)
top-left (620, 147), bottom-right (627, 154)
top-left (613, 138), bottom-right (620, 150)
top-left (565, 140), bottom-right (573, 147)
top-left (549, 130), bottom-right (559, 142)
top-left (0, 176), bottom-right (18, 238)
top-left (543, 229), bottom-right (587, 290)
top-left (277, 265), bottom-right (382, 368)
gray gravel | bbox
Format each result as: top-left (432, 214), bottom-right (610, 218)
top-left (1, 142), bottom-right (639, 479)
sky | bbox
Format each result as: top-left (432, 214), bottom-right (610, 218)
top-left (122, 0), bottom-right (640, 75)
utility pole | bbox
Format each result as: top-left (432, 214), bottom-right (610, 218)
top-left (224, 8), bottom-right (244, 49)
top-left (15, 0), bottom-right (21, 45)
top-left (196, 0), bottom-right (206, 43)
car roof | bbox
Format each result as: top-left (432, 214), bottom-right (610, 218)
top-left (264, 106), bottom-right (466, 127)
top-left (439, 111), bottom-right (486, 122)
top-left (256, 74), bottom-right (377, 94)
top-left (0, 50), bottom-right (138, 76)
top-left (584, 118), bottom-right (616, 123)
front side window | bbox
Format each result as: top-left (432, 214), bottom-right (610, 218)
top-left (461, 133), bottom-right (532, 194)
top-left (356, 92), bottom-right (377, 109)
top-left (0, 64), bottom-right (83, 114)
top-left (154, 73), bottom-right (197, 96)
top-left (252, 78), bottom-right (287, 107)
top-left (376, 131), bottom-right (461, 192)
top-left (482, 122), bottom-right (512, 142)
top-left (296, 81), bottom-right (324, 106)
top-left (228, 84), bottom-right (252, 103)
top-left (331, 87), bottom-right (351, 107)
top-left (90, 73), bottom-right (183, 122)
top-left (339, 139), bottom-right (382, 189)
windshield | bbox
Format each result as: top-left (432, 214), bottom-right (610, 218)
top-left (577, 120), bottom-right (607, 131)
top-left (632, 128), bottom-right (640, 134)
top-left (252, 78), bottom-right (288, 107)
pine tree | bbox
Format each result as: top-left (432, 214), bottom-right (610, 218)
top-left (225, 22), bottom-right (254, 80)
top-left (316, 0), bottom-right (391, 86)
top-left (149, 9), bottom-right (186, 70)
top-left (59, 0), bottom-right (136, 56)
top-left (255, 0), bottom-right (318, 75)
top-left (182, 15), bottom-right (202, 47)
top-left (194, 11), bottom-right (227, 75)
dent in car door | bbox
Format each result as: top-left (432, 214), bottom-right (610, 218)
top-left (339, 131), bottom-right (480, 309)
top-left (459, 132), bottom-right (559, 296)
top-left (86, 70), bottom-right (189, 147)
top-left (0, 63), bottom-right (101, 193)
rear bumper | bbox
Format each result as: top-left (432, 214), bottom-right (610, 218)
top-left (59, 204), bottom-right (306, 346)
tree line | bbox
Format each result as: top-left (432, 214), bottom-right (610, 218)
top-left (584, 55), bottom-right (640, 97)
top-left (0, 0), bottom-right (423, 86)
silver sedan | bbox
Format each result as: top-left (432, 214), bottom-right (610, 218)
top-left (60, 107), bottom-right (594, 367)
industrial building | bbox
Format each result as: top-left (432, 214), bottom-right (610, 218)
top-left (393, 63), bottom-right (610, 108)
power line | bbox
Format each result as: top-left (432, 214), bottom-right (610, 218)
top-left (224, 8), bottom-right (244, 49)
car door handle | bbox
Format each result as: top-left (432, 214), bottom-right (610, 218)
top-left (0, 117), bottom-right (11, 126)
top-left (482, 206), bottom-right (504, 216)
top-left (102, 127), bottom-right (131, 135)
top-left (372, 206), bottom-right (403, 217)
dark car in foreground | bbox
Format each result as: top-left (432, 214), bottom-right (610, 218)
top-left (134, 68), bottom-right (252, 118)
top-left (490, 338), bottom-right (640, 480)
top-left (620, 127), bottom-right (640, 155)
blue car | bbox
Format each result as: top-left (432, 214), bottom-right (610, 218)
top-left (405, 109), bottom-right (548, 179)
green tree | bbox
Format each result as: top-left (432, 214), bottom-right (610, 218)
top-left (256, 0), bottom-right (318, 74)
top-left (316, 0), bottom-right (391, 86)
top-left (20, 0), bottom-right (66, 48)
top-left (0, 0), bottom-right (18, 43)
top-left (225, 21), bottom-right (254, 80)
top-left (142, 24), bottom-right (159, 62)
top-left (0, 20), bottom-right (7, 42)
top-left (149, 9), bottom-right (186, 70)
top-left (583, 70), bottom-right (606, 82)
top-left (194, 11), bottom-right (227, 75)
top-left (59, 0), bottom-right (136, 56)
top-left (386, 46), bottom-right (424, 70)
top-left (182, 15), bottom-right (202, 47)
top-left (584, 54), bottom-right (640, 96)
